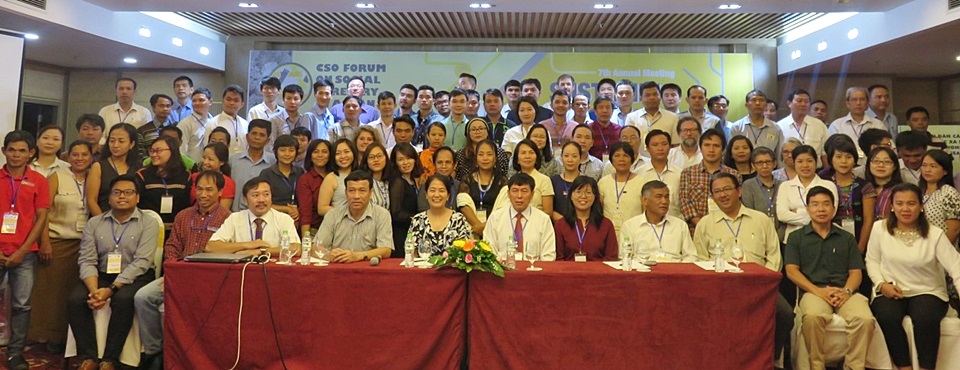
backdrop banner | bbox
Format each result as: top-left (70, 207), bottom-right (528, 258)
top-left (248, 50), bottom-right (754, 118)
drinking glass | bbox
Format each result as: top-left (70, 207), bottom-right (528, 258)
top-left (525, 243), bottom-right (542, 271)
top-left (730, 244), bottom-right (744, 272)
top-left (636, 243), bottom-right (654, 266)
top-left (419, 244), bottom-right (433, 261)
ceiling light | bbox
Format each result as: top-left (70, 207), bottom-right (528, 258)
top-left (238, 2), bottom-right (259, 7)
top-left (469, 3), bottom-right (493, 8)
top-left (199, 47), bottom-right (210, 56)
top-left (24, 33), bottom-right (39, 40)
top-left (790, 50), bottom-right (801, 60)
top-left (847, 28), bottom-right (859, 40)
top-left (593, 3), bottom-right (615, 9)
top-left (138, 27), bottom-right (151, 38)
top-left (718, 4), bottom-right (741, 10)
top-left (355, 3), bottom-right (375, 8)
top-left (956, 55), bottom-right (960, 61)
top-left (123, 57), bottom-right (138, 64)
top-left (817, 41), bottom-right (827, 51)
top-left (172, 37), bottom-right (183, 47)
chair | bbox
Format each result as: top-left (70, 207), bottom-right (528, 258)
top-left (64, 209), bottom-right (165, 367)
top-left (791, 290), bottom-right (893, 370)
top-left (903, 306), bottom-right (960, 370)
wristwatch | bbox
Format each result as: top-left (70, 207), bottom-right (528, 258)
top-left (109, 284), bottom-right (120, 294)
top-left (843, 287), bottom-right (853, 295)
top-left (258, 247), bottom-right (268, 255)
top-left (360, 252), bottom-right (368, 261)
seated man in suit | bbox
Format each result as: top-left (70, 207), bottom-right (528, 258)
top-left (68, 174), bottom-right (158, 370)
top-left (785, 186), bottom-right (875, 370)
top-left (483, 172), bottom-right (556, 261)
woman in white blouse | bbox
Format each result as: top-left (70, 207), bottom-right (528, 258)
top-left (866, 183), bottom-right (960, 370)
top-left (598, 141), bottom-right (644, 239)
top-left (776, 144), bottom-right (837, 243)
top-left (492, 139), bottom-right (554, 215)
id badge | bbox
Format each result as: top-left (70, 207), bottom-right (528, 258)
top-left (160, 195), bottom-right (174, 214)
top-left (107, 252), bottom-right (122, 274)
top-left (611, 211), bottom-right (624, 231)
top-left (602, 154), bottom-right (609, 163)
top-left (841, 218), bottom-right (856, 235)
top-left (1, 211), bottom-right (18, 234)
top-left (76, 214), bottom-right (88, 232)
top-left (476, 209), bottom-right (487, 223)
top-left (707, 198), bottom-right (720, 214)
top-left (574, 253), bottom-right (587, 262)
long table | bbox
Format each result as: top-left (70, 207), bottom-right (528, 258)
top-left (164, 261), bottom-right (779, 369)
top-left (467, 262), bottom-right (781, 370)
top-left (164, 261), bottom-right (466, 370)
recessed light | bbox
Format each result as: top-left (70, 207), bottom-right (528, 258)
top-left (790, 50), bottom-right (801, 60)
top-left (817, 41), bottom-right (827, 51)
top-left (138, 27), bottom-right (151, 38)
top-left (172, 37), bottom-right (183, 47)
top-left (199, 47), bottom-right (210, 56)
top-left (24, 33), bottom-right (39, 40)
top-left (593, 3), bottom-right (615, 9)
top-left (719, 4), bottom-right (741, 10)
top-left (123, 57), bottom-right (138, 64)
top-left (956, 55), bottom-right (960, 61)
top-left (238, 2), bottom-right (259, 7)
top-left (469, 3), bottom-right (493, 8)
top-left (847, 28), bottom-right (859, 40)
top-left (355, 3), bottom-right (375, 8)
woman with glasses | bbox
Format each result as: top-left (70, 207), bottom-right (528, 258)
top-left (407, 175), bottom-right (472, 256)
top-left (554, 176), bottom-right (618, 261)
top-left (776, 144), bottom-right (837, 243)
top-left (136, 136), bottom-right (191, 224)
top-left (359, 143), bottom-right (395, 210)
top-left (919, 149), bottom-right (960, 308)
top-left (741, 147), bottom-right (785, 241)
top-left (455, 118), bottom-right (509, 182)
top-left (86, 123), bottom-right (141, 215)
top-left (773, 137), bottom-right (801, 182)
top-left (724, 135), bottom-right (756, 183)
top-left (866, 146), bottom-right (903, 221)
top-left (258, 135), bottom-right (303, 224)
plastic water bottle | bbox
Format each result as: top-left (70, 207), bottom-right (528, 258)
top-left (280, 230), bottom-right (292, 264)
top-left (621, 237), bottom-right (633, 272)
top-left (712, 238), bottom-right (725, 273)
top-left (300, 231), bottom-right (312, 265)
top-left (404, 233), bottom-right (416, 268)
top-left (505, 240), bottom-right (518, 269)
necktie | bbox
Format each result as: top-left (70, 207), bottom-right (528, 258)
top-left (514, 212), bottom-right (524, 252)
top-left (254, 218), bottom-right (265, 240)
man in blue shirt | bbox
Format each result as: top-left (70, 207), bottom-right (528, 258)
top-left (229, 119), bottom-right (276, 211)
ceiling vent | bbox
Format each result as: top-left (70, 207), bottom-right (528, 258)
top-left (8, 0), bottom-right (46, 10)
top-left (950, 0), bottom-right (960, 10)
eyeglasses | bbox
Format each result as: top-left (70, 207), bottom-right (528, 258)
top-left (572, 189), bottom-right (594, 198)
top-left (710, 103), bottom-right (728, 108)
top-left (110, 189), bottom-right (137, 196)
top-left (368, 154), bottom-right (386, 160)
top-left (753, 160), bottom-right (774, 167)
top-left (870, 159), bottom-right (895, 166)
top-left (680, 128), bottom-right (700, 134)
top-left (469, 127), bottom-right (488, 133)
top-left (711, 187), bottom-right (737, 194)
top-left (149, 148), bottom-right (170, 154)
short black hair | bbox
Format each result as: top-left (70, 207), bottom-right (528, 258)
top-left (272, 135), bottom-right (300, 159)
top-left (894, 130), bottom-right (928, 151)
top-left (417, 85), bottom-right (435, 97)
top-left (449, 89), bottom-right (466, 99)
top-left (377, 91), bottom-right (396, 104)
top-left (639, 81), bottom-right (660, 94)
top-left (661, 83), bottom-right (681, 97)
top-left (686, 85), bottom-right (707, 97)
top-left (483, 88), bottom-right (503, 102)
top-left (399, 83), bottom-right (417, 94)
top-left (149, 94), bottom-right (173, 108)
top-left (520, 78), bottom-right (542, 92)
top-left (173, 75), bottom-right (194, 88)
top-left (192, 87), bottom-right (212, 100)
top-left (196, 170), bottom-right (226, 190)
top-left (110, 174), bottom-right (139, 192)
top-left (857, 128), bottom-right (892, 155)
top-left (805, 186), bottom-right (835, 205)
top-left (394, 115), bottom-right (415, 130)
top-left (248, 119), bottom-right (272, 137)
top-left (867, 84), bottom-right (889, 95)
top-left (644, 129), bottom-right (672, 147)
top-left (160, 125), bottom-right (183, 140)
top-left (242, 177), bottom-right (270, 197)
top-left (504, 80), bottom-right (521, 90)
top-left (75, 114), bottom-right (105, 131)
top-left (827, 138), bottom-right (859, 169)
top-left (608, 141), bottom-right (635, 164)
top-left (116, 77), bottom-right (137, 89)
top-left (290, 127), bottom-right (312, 139)
top-left (260, 77), bottom-right (281, 90)
top-left (344, 170), bottom-right (373, 189)
top-left (282, 84), bottom-right (304, 99)
top-left (709, 172), bottom-right (740, 192)
top-left (597, 78), bottom-right (616, 94)
top-left (4, 130), bottom-right (36, 150)
top-left (905, 106), bottom-right (930, 120)
top-left (699, 128), bottom-right (726, 151)
top-left (459, 73), bottom-right (477, 86)
top-left (223, 85), bottom-right (245, 102)
top-left (593, 96), bottom-right (614, 110)
top-left (785, 89), bottom-right (810, 102)
top-left (209, 126), bottom-right (232, 145)
top-left (507, 172), bottom-right (536, 189)
top-left (313, 78), bottom-right (334, 93)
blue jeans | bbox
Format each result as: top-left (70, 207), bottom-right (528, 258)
top-left (134, 277), bottom-right (164, 355)
top-left (2, 252), bottom-right (37, 356)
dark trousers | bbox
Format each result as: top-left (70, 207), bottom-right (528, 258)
top-left (775, 293), bottom-right (795, 360)
top-left (872, 294), bottom-right (947, 369)
top-left (67, 270), bottom-right (154, 363)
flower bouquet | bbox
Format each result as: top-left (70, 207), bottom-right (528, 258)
top-left (428, 239), bottom-right (506, 277)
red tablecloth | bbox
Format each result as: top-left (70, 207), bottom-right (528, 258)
top-left (163, 261), bottom-right (465, 370)
top-left (468, 262), bottom-right (781, 370)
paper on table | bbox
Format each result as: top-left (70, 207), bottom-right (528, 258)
top-left (692, 261), bottom-right (738, 271)
top-left (296, 256), bottom-right (328, 265)
top-left (602, 261), bottom-right (651, 272)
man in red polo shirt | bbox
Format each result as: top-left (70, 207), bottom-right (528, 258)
top-left (0, 130), bottom-right (50, 370)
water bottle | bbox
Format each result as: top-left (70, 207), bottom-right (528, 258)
top-left (505, 240), bottom-right (517, 269)
top-left (280, 230), bottom-right (292, 264)
top-left (621, 237), bottom-right (633, 272)
top-left (404, 233), bottom-right (416, 268)
top-left (712, 238), bottom-right (725, 273)
top-left (300, 231), bottom-right (312, 265)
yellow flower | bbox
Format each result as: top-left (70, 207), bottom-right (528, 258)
top-left (479, 241), bottom-right (492, 252)
top-left (453, 240), bottom-right (465, 248)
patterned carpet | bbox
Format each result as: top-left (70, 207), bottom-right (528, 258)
top-left (0, 344), bottom-right (136, 370)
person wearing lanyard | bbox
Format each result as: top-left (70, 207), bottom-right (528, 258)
top-left (86, 123), bottom-right (143, 217)
top-left (441, 89), bottom-right (470, 151)
top-left (636, 129), bottom-right (683, 219)
top-left (827, 87), bottom-right (886, 158)
top-left (455, 118), bottom-right (510, 182)
top-left (133, 170), bottom-right (231, 370)
top-left (819, 139), bottom-right (875, 255)
top-left (207, 177), bottom-right (300, 256)
top-left (68, 174), bottom-right (157, 370)
top-left (622, 180), bottom-right (696, 262)
top-left (462, 140), bottom-right (506, 237)
top-left (776, 89), bottom-right (830, 167)
top-left (33, 140), bottom-right (92, 354)
top-left (730, 89), bottom-right (783, 161)
top-left (258, 135), bottom-right (303, 225)
top-left (406, 175), bottom-right (472, 257)
top-left (588, 97), bottom-right (620, 161)
top-left (776, 145), bottom-right (838, 244)
top-left (598, 142), bottom-right (644, 239)
top-left (97, 78), bottom-right (153, 146)
top-left (741, 147), bottom-right (785, 241)
top-left (692, 172), bottom-right (792, 364)
top-left (624, 81), bottom-right (681, 156)
top-left (178, 88), bottom-right (215, 161)
top-left (359, 144), bottom-right (393, 210)
top-left (538, 90), bottom-right (576, 156)
top-left (368, 91), bottom-right (398, 150)
top-left (389, 143), bottom-right (425, 256)
top-left (483, 172), bottom-right (556, 262)
top-left (555, 176), bottom-right (618, 261)
top-left (481, 88), bottom-right (516, 148)
top-left (136, 137), bottom-right (191, 225)
top-left (211, 85), bottom-right (249, 155)
top-left (865, 146), bottom-right (903, 222)
top-left (0, 131), bottom-right (51, 370)
top-left (895, 131), bottom-right (927, 186)
top-left (550, 142), bottom-right (583, 222)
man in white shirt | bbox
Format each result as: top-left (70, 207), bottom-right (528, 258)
top-left (677, 85), bottom-right (720, 134)
top-left (211, 85), bottom-right (249, 155)
top-left (501, 80), bottom-right (522, 118)
top-left (247, 77), bottom-right (281, 120)
top-left (483, 173), bottom-right (556, 261)
top-left (776, 89), bottom-right (829, 167)
top-left (866, 84), bottom-right (898, 140)
top-left (368, 91), bottom-right (399, 150)
top-left (621, 181), bottom-right (696, 262)
top-left (625, 81), bottom-right (680, 156)
top-left (315, 170), bottom-right (394, 263)
top-left (660, 83), bottom-right (682, 114)
top-left (178, 88), bottom-right (215, 161)
top-left (829, 87), bottom-right (886, 160)
top-left (207, 177), bottom-right (300, 256)
top-left (636, 129), bottom-right (682, 218)
top-left (611, 79), bottom-right (636, 125)
top-left (99, 77), bottom-right (153, 145)
top-left (668, 117), bottom-right (703, 170)
top-left (730, 89), bottom-right (783, 157)
top-left (571, 95), bottom-right (593, 125)
top-left (895, 131), bottom-right (927, 185)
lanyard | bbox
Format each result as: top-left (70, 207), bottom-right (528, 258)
top-left (190, 207), bottom-right (218, 231)
top-left (850, 120), bottom-right (867, 139)
top-left (792, 121), bottom-right (806, 143)
top-left (111, 217), bottom-right (133, 250)
top-left (511, 209), bottom-right (529, 243)
top-left (594, 123), bottom-right (609, 151)
top-left (117, 109), bottom-right (132, 124)
top-left (649, 220), bottom-right (666, 249)
top-left (379, 122), bottom-right (394, 144)
top-left (723, 215), bottom-right (743, 241)
top-left (796, 186), bottom-right (807, 207)
top-left (286, 114), bottom-right (301, 134)
top-left (747, 123), bottom-right (763, 144)
top-left (575, 220), bottom-right (587, 252)
top-left (192, 113), bottom-right (206, 126)
top-left (73, 172), bottom-right (86, 210)
top-left (614, 173), bottom-right (633, 205)
top-left (160, 177), bottom-right (170, 196)
top-left (374, 179), bottom-right (389, 206)
top-left (8, 173), bottom-right (24, 210)
top-left (108, 157), bottom-right (121, 175)
top-left (280, 175), bottom-right (297, 201)
top-left (550, 119), bottom-right (565, 146)
top-left (754, 178), bottom-right (774, 215)
top-left (228, 115), bottom-right (240, 138)
top-left (644, 112), bottom-right (661, 128)
top-left (476, 173), bottom-right (493, 201)
top-left (906, 167), bottom-right (920, 182)
top-left (653, 164), bottom-right (667, 182)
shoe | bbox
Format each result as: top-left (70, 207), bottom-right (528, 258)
top-left (99, 360), bottom-right (117, 370)
top-left (46, 341), bottom-right (66, 354)
top-left (6, 354), bottom-right (28, 370)
top-left (79, 359), bottom-right (99, 370)
top-left (140, 352), bottom-right (164, 370)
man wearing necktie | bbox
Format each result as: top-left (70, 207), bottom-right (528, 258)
top-left (206, 178), bottom-right (299, 255)
top-left (483, 173), bottom-right (556, 262)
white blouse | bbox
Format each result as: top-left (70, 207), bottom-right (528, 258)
top-left (775, 175), bottom-right (838, 243)
top-left (866, 220), bottom-right (960, 302)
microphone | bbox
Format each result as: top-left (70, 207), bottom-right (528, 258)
top-left (369, 256), bottom-right (380, 266)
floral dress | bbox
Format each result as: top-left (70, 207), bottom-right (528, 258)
top-left (406, 211), bottom-right (472, 255)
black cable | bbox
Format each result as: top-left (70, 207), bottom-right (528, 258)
top-left (167, 266), bottom-right (233, 370)
top-left (261, 263), bottom-right (290, 370)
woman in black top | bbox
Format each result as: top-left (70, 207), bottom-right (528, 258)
top-left (463, 139), bottom-right (506, 236)
top-left (389, 143), bottom-right (424, 257)
top-left (136, 136), bottom-right (191, 224)
top-left (86, 123), bottom-right (142, 216)
top-left (259, 135), bottom-right (303, 224)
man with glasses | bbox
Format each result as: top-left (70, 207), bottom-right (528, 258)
top-left (692, 172), bottom-right (793, 367)
top-left (829, 87), bottom-right (885, 155)
top-left (572, 95), bottom-right (593, 125)
top-left (330, 77), bottom-right (380, 124)
top-left (707, 95), bottom-right (733, 141)
top-left (668, 117), bottom-right (703, 170)
top-left (68, 174), bottom-right (158, 370)
top-left (777, 89), bottom-right (829, 167)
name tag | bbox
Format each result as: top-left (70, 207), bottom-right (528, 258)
top-left (476, 209), bottom-right (487, 224)
top-left (76, 214), bottom-right (88, 232)
top-left (107, 252), bottom-right (122, 274)
top-left (707, 198), bottom-right (720, 214)
top-left (160, 195), bottom-right (174, 214)
top-left (841, 218), bottom-right (856, 236)
top-left (574, 253), bottom-right (587, 262)
top-left (1, 211), bottom-right (18, 234)
top-left (602, 154), bottom-right (609, 163)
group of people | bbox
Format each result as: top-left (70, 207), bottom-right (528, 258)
top-left (0, 71), bottom-right (954, 370)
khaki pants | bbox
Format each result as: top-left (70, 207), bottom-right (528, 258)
top-left (799, 292), bottom-right (875, 370)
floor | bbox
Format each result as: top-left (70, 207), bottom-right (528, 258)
top-left (0, 344), bottom-right (135, 370)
